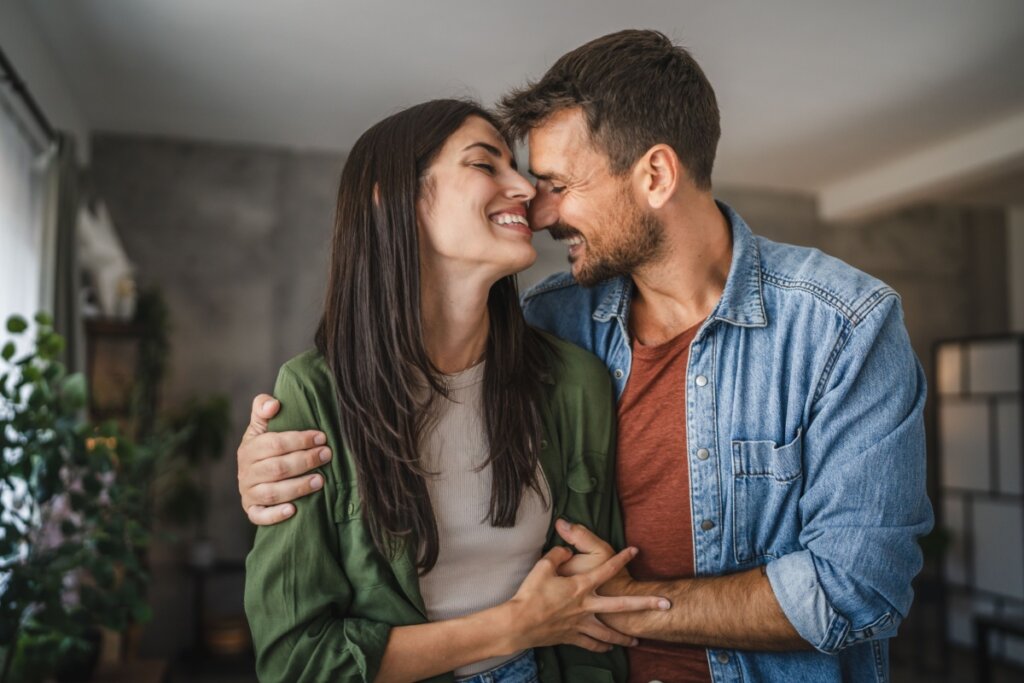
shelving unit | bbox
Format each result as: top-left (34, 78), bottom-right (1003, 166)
top-left (935, 334), bottom-right (1024, 668)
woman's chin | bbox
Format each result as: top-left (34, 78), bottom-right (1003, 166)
top-left (510, 246), bottom-right (538, 275)
top-left (489, 248), bottom-right (537, 281)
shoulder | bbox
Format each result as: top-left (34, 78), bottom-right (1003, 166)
top-left (277, 349), bottom-right (332, 387)
top-left (522, 271), bottom-right (615, 314)
top-left (273, 350), bottom-right (339, 412)
top-left (756, 236), bottom-right (898, 325)
top-left (522, 270), bottom-right (578, 300)
top-left (536, 330), bottom-right (613, 398)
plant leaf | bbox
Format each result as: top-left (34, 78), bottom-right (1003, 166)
top-left (59, 374), bottom-right (87, 412)
top-left (6, 315), bottom-right (28, 334)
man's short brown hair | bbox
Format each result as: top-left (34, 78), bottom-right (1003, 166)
top-left (498, 29), bottom-right (720, 190)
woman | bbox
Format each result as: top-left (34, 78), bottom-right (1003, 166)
top-left (244, 99), bottom-right (663, 683)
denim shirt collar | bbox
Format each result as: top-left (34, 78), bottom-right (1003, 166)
top-left (710, 200), bottom-right (768, 328)
top-left (591, 200), bottom-right (767, 328)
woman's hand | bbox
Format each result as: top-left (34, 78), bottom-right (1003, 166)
top-left (501, 544), bottom-right (671, 653)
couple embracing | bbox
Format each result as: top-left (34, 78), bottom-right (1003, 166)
top-left (240, 30), bottom-right (932, 683)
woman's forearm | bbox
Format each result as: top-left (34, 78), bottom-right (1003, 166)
top-left (374, 603), bottom-right (520, 683)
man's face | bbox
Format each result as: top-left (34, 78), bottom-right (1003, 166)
top-left (527, 107), bottom-right (663, 287)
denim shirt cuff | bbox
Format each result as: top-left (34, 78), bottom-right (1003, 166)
top-left (766, 550), bottom-right (850, 654)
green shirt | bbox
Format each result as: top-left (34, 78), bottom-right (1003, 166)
top-left (244, 333), bottom-right (627, 683)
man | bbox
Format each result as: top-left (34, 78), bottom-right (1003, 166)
top-left (236, 30), bottom-right (932, 682)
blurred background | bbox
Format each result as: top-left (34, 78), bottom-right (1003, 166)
top-left (0, 1), bottom-right (1022, 681)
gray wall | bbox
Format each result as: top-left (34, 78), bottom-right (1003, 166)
top-left (90, 133), bottom-right (1008, 657)
top-left (91, 134), bottom-right (343, 656)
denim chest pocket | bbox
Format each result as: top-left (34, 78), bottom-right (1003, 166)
top-left (731, 430), bottom-right (803, 564)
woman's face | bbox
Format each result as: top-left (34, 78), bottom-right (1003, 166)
top-left (417, 116), bottom-right (537, 282)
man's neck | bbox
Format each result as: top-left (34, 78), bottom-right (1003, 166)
top-left (629, 194), bottom-right (732, 347)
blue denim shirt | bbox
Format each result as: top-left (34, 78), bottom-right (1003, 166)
top-left (521, 201), bottom-right (933, 683)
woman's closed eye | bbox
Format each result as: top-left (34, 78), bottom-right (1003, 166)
top-left (472, 162), bottom-right (496, 174)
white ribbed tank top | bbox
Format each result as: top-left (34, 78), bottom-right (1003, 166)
top-left (417, 361), bottom-right (551, 676)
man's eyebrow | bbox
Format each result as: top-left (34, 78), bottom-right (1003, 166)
top-left (462, 142), bottom-right (518, 171)
top-left (528, 169), bottom-right (566, 182)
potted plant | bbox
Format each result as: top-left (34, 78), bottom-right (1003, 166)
top-left (0, 313), bottom-right (155, 682)
top-left (156, 394), bottom-right (231, 568)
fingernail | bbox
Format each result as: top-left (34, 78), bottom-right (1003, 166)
top-left (319, 448), bottom-right (331, 463)
top-left (310, 475), bottom-right (323, 490)
top-left (630, 547), bottom-right (639, 557)
top-left (262, 399), bottom-right (278, 411)
top-left (314, 433), bottom-right (327, 446)
top-left (658, 599), bottom-right (672, 610)
top-left (281, 505), bottom-right (294, 518)
top-left (556, 518), bottom-right (570, 531)
top-left (630, 638), bottom-right (639, 647)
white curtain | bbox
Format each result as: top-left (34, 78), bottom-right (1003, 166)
top-left (0, 97), bottom-right (49, 331)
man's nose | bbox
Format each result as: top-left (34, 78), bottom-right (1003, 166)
top-left (528, 188), bottom-right (559, 232)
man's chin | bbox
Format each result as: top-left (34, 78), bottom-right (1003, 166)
top-left (569, 261), bottom-right (603, 288)
top-left (570, 255), bottom-right (632, 288)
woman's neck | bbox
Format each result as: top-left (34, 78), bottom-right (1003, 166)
top-left (419, 262), bottom-right (491, 375)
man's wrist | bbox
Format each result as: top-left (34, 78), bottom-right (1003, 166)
top-left (598, 571), bottom-right (637, 598)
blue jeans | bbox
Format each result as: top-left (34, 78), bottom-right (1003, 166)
top-left (455, 650), bottom-right (538, 683)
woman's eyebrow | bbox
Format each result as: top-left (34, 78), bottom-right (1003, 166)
top-left (462, 142), bottom-right (518, 171)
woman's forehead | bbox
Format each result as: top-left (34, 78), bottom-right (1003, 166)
top-left (447, 116), bottom-right (511, 156)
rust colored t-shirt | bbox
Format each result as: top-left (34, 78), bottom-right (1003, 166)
top-left (616, 320), bottom-right (712, 683)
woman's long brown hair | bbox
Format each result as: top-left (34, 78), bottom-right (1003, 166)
top-left (315, 99), bottom-right (553, 572)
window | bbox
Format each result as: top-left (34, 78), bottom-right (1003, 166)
top-left (0, 96), bottom-right (48, 329)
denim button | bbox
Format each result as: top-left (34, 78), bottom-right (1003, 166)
top-left (716, 652), bottom-right (730, 664)
top-left (701, 519), bottom-right (715, 531)
top-left (695, 374), bottom-right (708, 387)
top-left (614, 368), bottom-right (624, 379)
top-left (696, 448), bottom-right (710, 460)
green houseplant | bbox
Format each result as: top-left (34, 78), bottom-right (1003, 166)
top-left (156, 394), bottom-right (231, 565)
top-left (0, 313), bottom-right (155, 683)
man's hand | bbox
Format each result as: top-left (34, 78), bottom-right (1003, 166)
top-left (555, 519), bottom-right (807, 650)
top-left (238, 393), bottom-right (333, 525)
top-left (504, 545), bottom-right (669, 653)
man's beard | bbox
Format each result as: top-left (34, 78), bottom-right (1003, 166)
top-left (552, 201), bottom-right (665, 288)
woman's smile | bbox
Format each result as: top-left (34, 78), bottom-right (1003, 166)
top-left (489, 209), bottom-right (532, 237)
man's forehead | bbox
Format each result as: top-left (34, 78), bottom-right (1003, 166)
top-left (527, 108), bottom-right (597, 177)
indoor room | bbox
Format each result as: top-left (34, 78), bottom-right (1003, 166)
top-left (1, 2), bottom-right (1022, 682)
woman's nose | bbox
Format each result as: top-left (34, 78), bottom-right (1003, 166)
top-left (505, 172), bottom-right (536, 202)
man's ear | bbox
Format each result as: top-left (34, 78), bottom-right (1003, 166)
top-left (633, 144), bottom-right (681, 210)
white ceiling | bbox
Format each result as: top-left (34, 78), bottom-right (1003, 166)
top-left (19, 0), bottom-right (1024, 195)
